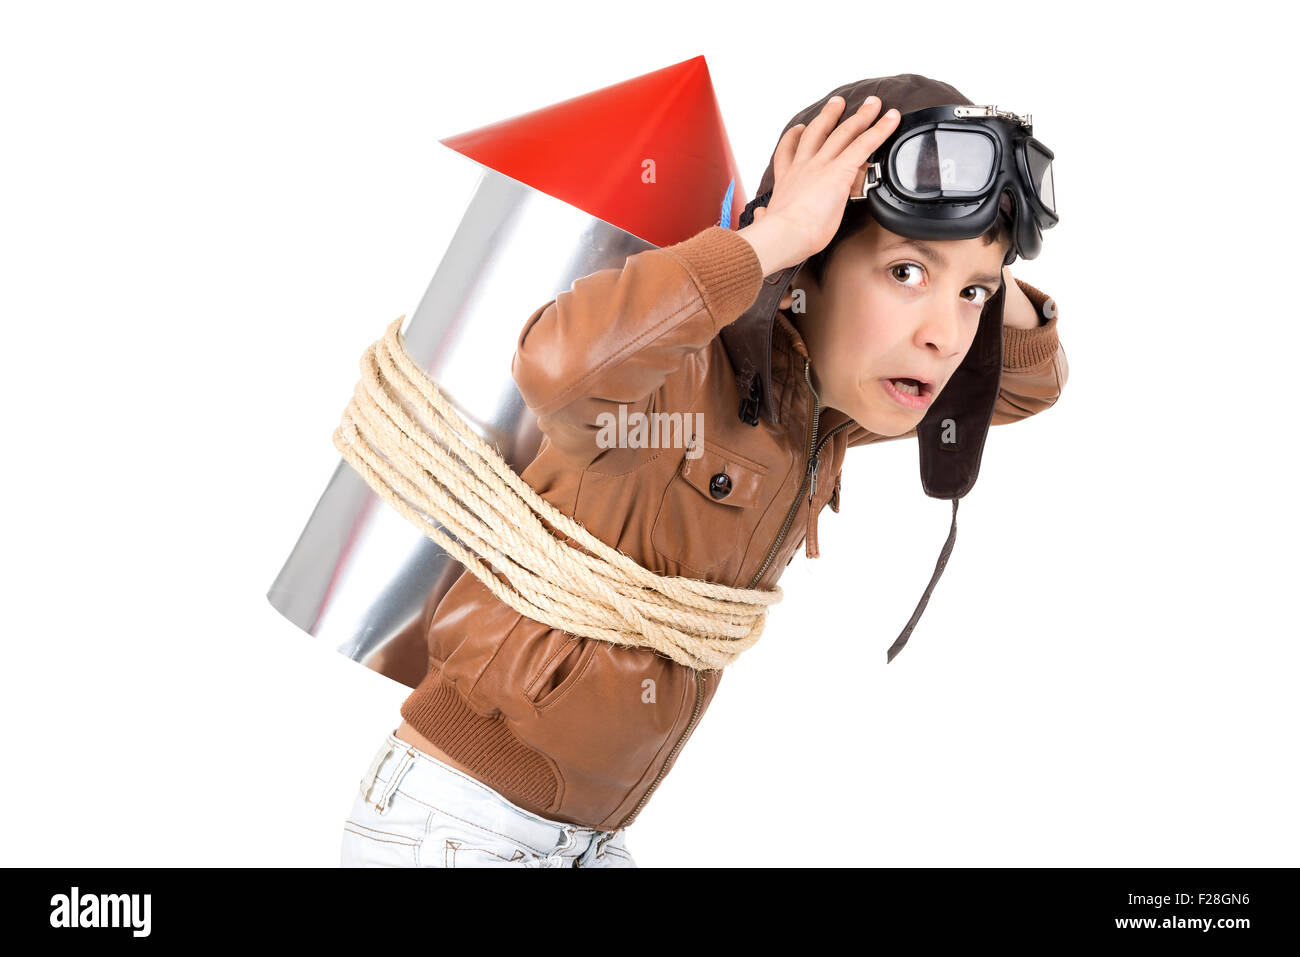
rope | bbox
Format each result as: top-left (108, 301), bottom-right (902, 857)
top-left (332, 315), bottom-right (784, 671)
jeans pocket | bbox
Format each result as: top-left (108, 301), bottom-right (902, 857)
top-left (586, 828), bottom-right (637, 868)
top-left (340, 788), bottom-right (427, 868)
top-left (422, 808), bottom-right (543, 868)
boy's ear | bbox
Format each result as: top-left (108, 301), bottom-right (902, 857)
top-left (778, 262), bottom-right (814, 312)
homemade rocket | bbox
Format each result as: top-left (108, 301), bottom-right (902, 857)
top-left (267, 56), bottom-right (749, 689)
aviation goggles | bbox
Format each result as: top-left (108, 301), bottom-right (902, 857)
top-left (852, 104), bottom-right (1058, 265)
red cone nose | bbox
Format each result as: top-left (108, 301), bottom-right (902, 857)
top-left (439, 55), bottom-right (746, 248)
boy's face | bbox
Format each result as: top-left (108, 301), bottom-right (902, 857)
top-left (780, 218), bottom-right (1011, 437)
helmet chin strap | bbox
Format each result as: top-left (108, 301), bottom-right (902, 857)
top-left (886, 498), bottom-right (959, 663)
top-left (999, 190), bottom-right (1018, 266)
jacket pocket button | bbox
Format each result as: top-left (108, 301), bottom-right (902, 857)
top-left (708, 472), bottom-right (732, 499)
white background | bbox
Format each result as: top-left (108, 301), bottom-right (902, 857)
top-left (3, 0), bottom-right (1295, 868)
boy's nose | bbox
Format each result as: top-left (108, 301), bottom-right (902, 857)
top-left (916, 304), bottom-right (966, 357)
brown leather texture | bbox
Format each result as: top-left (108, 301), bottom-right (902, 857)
top-left (399, 224), bottom-right (1066, 830)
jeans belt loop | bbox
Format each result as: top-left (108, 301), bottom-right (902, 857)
top-left (374, 747), bottom-right (417, 814)
top-left (359, 743), bottom-right (395, 804)
top-left (595, 829), bottom-right (617, 857)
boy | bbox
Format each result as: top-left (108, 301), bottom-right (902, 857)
top-left (341, 73), bottom-right (1065, 867)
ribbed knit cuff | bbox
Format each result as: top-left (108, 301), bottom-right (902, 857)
top-left (661, 225), bottom-right (765, 333)
top-left (1003, 278), bottom-right (1061, 369)
top-left (399, 669), bottom-right (560, 812)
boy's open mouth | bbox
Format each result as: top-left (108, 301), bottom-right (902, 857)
top-left (886, 376), bottom-right (932, 396)
top-left (881, 376), bottom-right (934, 409)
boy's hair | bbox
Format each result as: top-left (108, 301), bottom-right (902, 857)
top-left (804, 195), bottom-right (1015, 287)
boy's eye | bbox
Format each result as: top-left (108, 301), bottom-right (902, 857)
top-left (890, 263), bottom-right (924, 286)
top-left (891, 263), bottom-right (994, 308)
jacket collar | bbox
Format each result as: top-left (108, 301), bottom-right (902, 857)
top-left (769, 308), bottom-right (862, 450)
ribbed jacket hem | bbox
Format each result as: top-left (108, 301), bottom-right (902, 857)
top-left (399, 670), bottom-right (560, 816)
top-left (661, 225), bottom-right (765, 333)
top-left (1003, 278), bottom-right (1061, 369)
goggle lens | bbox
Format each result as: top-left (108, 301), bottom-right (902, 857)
top-left (1025, 140), bottom-right (1055, 213)
top-left (893, 129), bottom-right (995, 194)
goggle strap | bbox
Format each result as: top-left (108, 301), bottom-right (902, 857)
top-left (849, 162), bottom-right (881, 202)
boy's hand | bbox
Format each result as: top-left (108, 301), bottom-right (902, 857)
top-left (738, 96), bottom-right (901, 276)
top-left (1001, 264), bottom-right (1044, 330)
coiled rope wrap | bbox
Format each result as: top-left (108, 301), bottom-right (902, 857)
top-left (331, 315), bottom-right (784, 671)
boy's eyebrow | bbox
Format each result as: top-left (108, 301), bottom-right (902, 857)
top-left (883, 239), bottom-right (1004, 288)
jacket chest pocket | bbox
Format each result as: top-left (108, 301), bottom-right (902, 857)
top-left (651, 440), bottom-right (768, 576)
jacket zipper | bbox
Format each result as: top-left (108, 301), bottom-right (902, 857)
top-left (746, 355), bottom-right (851, 588)
top-left (618, 356), bottom-right (841, 829)
top-left (618, 669), bottom-right (704, 828)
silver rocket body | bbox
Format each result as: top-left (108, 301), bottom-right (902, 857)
top-left (267, 165), bottom-right (654, 689)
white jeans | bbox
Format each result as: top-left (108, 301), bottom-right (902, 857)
top-left (340, 728), bottom-right (637, 868)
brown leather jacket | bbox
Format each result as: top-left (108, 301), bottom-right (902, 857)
top-left (398, 222), bottom-right (1067, 831)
